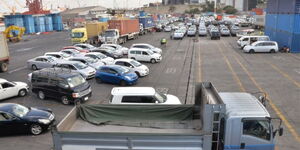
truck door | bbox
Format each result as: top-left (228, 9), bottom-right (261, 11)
top-left (240, 119), bottom-right (274, 150)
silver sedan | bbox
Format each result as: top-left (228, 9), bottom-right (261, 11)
top-left (27, 56), bottom-right (59, 70)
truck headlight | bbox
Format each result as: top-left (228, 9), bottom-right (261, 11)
top-left (38, 119), bottom-right (51, 124)
top-left (72, 93), bottom-right (80, 98)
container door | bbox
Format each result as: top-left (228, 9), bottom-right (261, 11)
top-left (240, 119), bottom-right (274, 150)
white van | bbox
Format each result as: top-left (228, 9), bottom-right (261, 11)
top-left (110, 87), bottom-right (181, 105)
top-left (128, 48), bottom-right (162, 64)
top-left (237, 36), bottom-right (270, 49)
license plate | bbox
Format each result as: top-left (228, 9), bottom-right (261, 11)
top-left (84, 97), bottom-right (88, 101)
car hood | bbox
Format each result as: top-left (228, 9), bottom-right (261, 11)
top-left (164, 94), bottom-right (181, 104)
top-left (124, 72), bottom-right (138, 78)
top-left (152, 53), bottom-right (161, 58)
top-left (103, 57), bottom-right (114, 64)
top-left (13, 82), bottom-right (28, 87)
top-left (137, 65), bottom-right (149, 71)
top-left (80, 67), bottom-right (96, 75)
top-left (23, 107), bottom-right (52, 120)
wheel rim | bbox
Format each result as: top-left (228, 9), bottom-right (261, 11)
top-left (151, 59), bottom-right (156, 63)
top-left (62, 96), bottom-right (69, 105)
top-left (38, 91), bottom-right (45, 99)
top-left (20, 90), bottom-right (26, 96)
top-left (31, 124), bottom-right (42, 135)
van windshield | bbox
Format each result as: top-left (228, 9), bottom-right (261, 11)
top-left (66, 75), bottom-right (86, 88)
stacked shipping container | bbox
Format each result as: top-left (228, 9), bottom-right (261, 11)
top-left (265, 0), bottom-right (300, 52)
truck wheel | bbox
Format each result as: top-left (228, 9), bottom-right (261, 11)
top-left (0, 62), bottom-right (8, 72)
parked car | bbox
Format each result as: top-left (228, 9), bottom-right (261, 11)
top-left (130, 43), bottom-right (162, 54)
top-left (54, 61), bottom-right (96, 79)
top-left (68, 57), bottom-right (105, 70)
top-left (27, 56), bottom-right (59, 70)
top-left (44, 52), bottom-right (71, 60)
top-left (211, 31), bottom-right (221, 40)
top-left (95, 65), bottom-right (138, 86)
top-left (0, 103), bottom-right (55, 135)
top-left (198, 28), bottom-right (207, 36)
top-left (243, 41), bottom-right (279, 53)
top-left (63, 46), bottom-right (89, 53)
top-left (187, 28), bottom-right (197, 36)
top-left (114, 58), bottom-right (149, 77)
top-left (30, 68), bottom-right (92, 105)
top-left (73, 43), bottom-right (98, 51)
top-left (110, 87), bottom-right (181, 105)
top-left (85, 52), bottom-right (114, 65)
top-left (0, 78), bottom-right (29, 100)
top-left (101, 44), bottom-right (129, 55)
top-left (60, 49), bottom-right (85, 57)
top-left (237, 35), bottom-right (270, 49)
top-left (220, 28), bottom-right (230, 36)
top-left (128, 48), bottom-right (162, 63)
top-left (230, 26), bottom-right (240, 36)
top-left (171, 30), bottom-right (185, 40)
top-left (90, 47), bottom-right (123, 59)
top-left (164, 26), bottom-right (172, 32)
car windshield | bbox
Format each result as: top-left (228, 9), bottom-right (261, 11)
top-left (96, 53), bottom-right (107, 59)
top-left (115, 66), bottom-right (130, 74)
top-left (66, 75), bottom-right (86, 88)
top-left (86, 58), bottom-right (98, 63)
top-left (61, 53), bottom-right (71, 58)
top-left (11, 104), bottom-right (29, 118)
top-left (46, 56), bottom-right (56, 62)
top-left (130, 60), bottom-right (142, 67)
top-left (154, 92), bottom-right (167, 103)
top-left (105, 30), bottom-right (116, 37)
top-left (72, 32), bottom-right (84, 38)
top-left (73, 62), bottom-right (88, 69)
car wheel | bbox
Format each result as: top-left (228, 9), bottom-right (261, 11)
top-left (150, 59), bottom-right (156, 64)
top-left (96, 77), bottom-right (102, 84)
top-left (249, 49), bottom-right (255, 53)
top-left (32, 65), bottom-right (38, 70)
top-left (131, 57), bottom-right (135, 60)
top-left (18, 89), bottom-right (27, 97)
top-left (61, 96), bottom-right (70, 105)
top-left (30, 124), bottom-right (43, 135)
top-left (0, 62), bottom-right (8, 72)
top-left (38, 91), bottom-right (45, 100)
top-left (135, 71), bottom-right (141, 77)
top-left (270, 49), bottom-right (275, 53)
top-left (120, 80), bottom-right (126, 86)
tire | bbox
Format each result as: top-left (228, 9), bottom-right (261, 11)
top-left (30, 124), bottom-right (43, 135)
top-left (120, 80), bottom-right (126, 86)
top-left (135, 72), bottom-right (141, 77)
top-left (0, 62), bottom-right (8, 72)
top-left (18, 89), bottom-right (27, 97)
top-left (61, 96), bottom-right (70, 105)
top-left (38, 91), bottom-right (45, 100)
top-left (270, 49), bottom-right (275, 53)
top-left (131, 57), bottom-right (135, 60)
top-left (32, 64), bottom-right (38, 70)
top-left (150, 59), bottom-right (156, 64)
top-left (249, 49), bottom-right (255, 53)
top-left (96, 77), bottom-right (102, 83)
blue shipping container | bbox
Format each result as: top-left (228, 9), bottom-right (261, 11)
top-left (51, 14), bottom-right (62, 24)
top-left (265, 14), bottom-right (300, 34)
top-left (53, 23), bottom-right (63, 31)
top-left (4, 15), bottom-right (24, 27)
top-left (265, 14), bottom-right (277, 29)
top-left (139, 17), bottom-right (154, 29)
top-left (267, 0), bottom-right (300, 14)
top-left (139, 11), bottom-right (146, 17)
top-left (45, 16), bottom-right (53, 32)
top-left (23, 15), bottom-right (35, 34)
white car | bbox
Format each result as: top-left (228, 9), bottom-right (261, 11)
top-left (27, 56), bottom-right (59, 70)
top-left (243, 41), bottom-right (279, 53)
top-left (110, 87), bottom-right (181, 105)
top-left (44, 52), bottom-right (71, 60)
top-left (164, 26), bottom-right (172, 32)
top-left (68, 57), bottom-right (105, 70)
top-left (101, 44), bottom-right (129, 55)
top-left (187, 28), bottom-right (197, 36)
top-left (114, 59), bottom-right (149, 77)
top-left (60, 49), bottom-right (85, 57)
top-left (54, 61), bottom-right (96, 79)
top-left (73, 43), bottom-right (97, 51)
top-left (220, 28), bottom-right (230, 36)
top-left (85, 52), bottom-right (114, 65)
top-left (128, 48), bottom-right (162, 64)
top-left (198, 28), bottom-right (207, 36)
top-left (0, 78), bottom-right (29, 100)
top-left (130, 43), bottom-right (162, 54)
top-left (171, 30), bottom-right (185, 40)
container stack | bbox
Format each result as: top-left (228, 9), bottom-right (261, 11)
top-left (34, 16), bottom-right (46, 33)
top-left (265, 0), bottom-right (300, 53)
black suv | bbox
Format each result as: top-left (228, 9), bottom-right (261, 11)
top-left (30, 68), bottom-right (92, 105)
top-left (211, 31), bottom-right (221, 40)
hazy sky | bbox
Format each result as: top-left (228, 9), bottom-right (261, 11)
top-left (0, 0), bottom-right (162, 13)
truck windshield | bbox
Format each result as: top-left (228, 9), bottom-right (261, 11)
top-left (243, 119), bottom-right (271, 141)
top-left (72, 32), bottom-right (84, 38)
top-left (154, 92), bottom-right (167, 103)
top-left (105, 31), bottom-right (116, 37)
top-left (66, 75), bottom-right (86, 88)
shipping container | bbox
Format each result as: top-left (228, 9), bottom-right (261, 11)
top-left (139, 17), bottom-right (154, 29)
top-left (267, 0), bottom-right (300, 14)
top-left (108, 19), bottom-right (139, 36)
top-left (265, 14), bottom-right (300, 34)
top-left (265, 14), bottom-right (277, 29)
top-left (86, 22), bottom-right (108, 38)
top-left (53, 23), bottom-right (63, 31)
top-left (23, 15), bottom-right (35, 34)
top-left (139, 11), bottom-right (146, 17)
top-left (4, 15), bottom-right (24, 27)
top-left (45, 16), bottom-right (53, 32)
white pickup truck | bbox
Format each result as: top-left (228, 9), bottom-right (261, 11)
top-left (52, 82), bottom-right (283, 150)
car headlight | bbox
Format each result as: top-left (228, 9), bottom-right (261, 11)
top-left (125, 76), bottom-right (131, 80)
top-left (38, 119), bottom-right (51, 124)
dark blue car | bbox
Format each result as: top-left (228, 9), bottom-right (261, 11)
top-left (95, 65), bottom-right (138, 86)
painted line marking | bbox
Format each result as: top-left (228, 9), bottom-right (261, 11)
top-left (216, 43), bottom-right (246, 92)
top-left (165, 68), bottom-right (176, 74)
top-left (198, 42), bottom-right (202, 82)
top-left (8, 66), bottom-right (27, 74)
top-left (16, 47), bottom-right (35, 52)
top-left (220, 40), bottom-right (300, 142)
top-left (294, 69), bottom-right (300, 75)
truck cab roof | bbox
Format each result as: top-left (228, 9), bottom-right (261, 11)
top-left (219, 92), bottom-right (270, 118)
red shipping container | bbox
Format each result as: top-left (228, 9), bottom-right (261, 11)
top-left (108, 19), bottom-right (139, 35)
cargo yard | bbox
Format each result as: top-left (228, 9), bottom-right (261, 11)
top-left (0, 0), bottom-right (300, 150)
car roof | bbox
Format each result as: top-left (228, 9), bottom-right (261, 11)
top-left (111, 87), bottom-right (156, 96)
top-left (114, 58), bottom-right (133, 62)
top-left (0, 103), bottom-right (16, 112)
top-left (32, 68), bottom-right (79, 78)
top-left (56, 60), bottom-right (79, 65)
top-left (45, 52), bottom-right (63, 55)
top-left (132, 43), bottom-right (150, 46)
top-left (0, 78), bottom-right (8, 83)
top-left (129, 48), bottom-right (148, 51)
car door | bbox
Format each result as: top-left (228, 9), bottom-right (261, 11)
top-left (0, 84), bottom-right (7, 100)
top-left (135, 51), bottom-right (143, 61)
top-left (1, 82), bottom-right (18, 98)
top-left (241, 37), bottom-right (249, 47)
top-left (40, 58), bottom-right (51, 68)
top-left (255, 43), bottom-right (264, 52)
top-left (108, 68), bottom-right (120, 84)
top-left (142, 51), bottom-right (151, 62)
top-left (0, 112), bottom-right (26, 134)
top-left (34, 58), bottom-right (44, 69)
